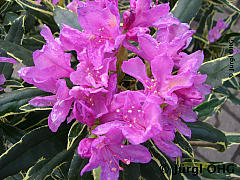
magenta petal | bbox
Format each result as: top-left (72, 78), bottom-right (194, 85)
top-left (0, 57), bottom-right (17, 64)
top-left (92, 121), bottom-right (125, 135)
top-left (18, 67), bottom-right (58, 93)
top-left (153, 137), bottom-right (182, 157)
top-left (60, 24), bottom-right (90, 54)
top-left (135, 0), bottom-right (151, 13)
top-left (134, 3), bottom-right (170, 27)
top-left (78, 5), bottom-right (120, 39)
top-left (81, 153), bottom-right (100, 176)
top-left (151, 54), bottom-right (174, 84)
top-left (78, 138), bottom-right (94, 158)
top-left (93, 95), bottom-right (108, 118)
top-left (122, 127), bottom-right (149, 145)
top-left (29, 95), bottom-right (57, 107)
top-left (0, 74), bottom-right (6, 85)
top-left (100, 163), bottom-right (119, 180)
top-left (122, 57), bottom-right (149, 85)
top-left (48, 99), bottom-right (73, 132)
top-left (179, 106), bottom-right (197, 122)
top-left (40, 25), bottom-right (55, 45)
top-left (113, 144), bottom-right (151, 163)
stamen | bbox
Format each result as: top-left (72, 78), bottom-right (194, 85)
top-left (124, 159), bottom-right (130, 165)
top-left (111, 167), bottom-right (117, 172)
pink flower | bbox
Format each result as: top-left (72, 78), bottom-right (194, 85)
top-left (92, 90), bottom-right (162, 145)
top-left (123, 0), bottom-right (170, 41)
top-left (122, 55), bottom-right (193, 105)
top-left (18, 25), bottom-right (74, 93)
top-left (30, 79), bottom-right (73, 132)
top-left (79, 129), bottom-right (151, 180)
top-left (208, 18), bottom-right (228, 43)
top-left (77, 0), bottom-right (124, 54)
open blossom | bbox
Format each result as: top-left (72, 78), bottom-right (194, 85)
top-left (123, 1), bottom-right (170, 41)
top-left (18, 25), bottom-right (74, 93)
top-left (79, 129), bottom-right (151, 180)
top-left (122, 55), bottom-right (193, 105)
top-left (208, 18), bottom-right (228, 43)
top-left (0, 57), bottom-right (17, 90)
top-left (93, 90), bottom-right (162, 144)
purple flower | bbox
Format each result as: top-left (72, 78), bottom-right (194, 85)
top-left (208, 18), bottom-right (228, 43)
top-left (18, 25), bottom-right (74, 93)
top-left (123, 0), bottom-right (170, 41)
top-left (79, 129), bottom-right (151, 180)
top-left (70, 49), bottom-right (116, 89)
top-left (136, 23), bottom-right (195, 65)
top-left (92, 90), bottom-right (162, 145)
top-left (122, 55), bottom-right (193, 105)
top-left (69, 86), bottom-right (108, 127)
top-left (77, 0), bottom-right (124, 54)
top-left (30, 79), bottom-right (73, 132)
top-left (78, 138), bottom-right (95, 158)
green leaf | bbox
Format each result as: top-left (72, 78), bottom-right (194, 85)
top-left (19, 103), bottom-right (52, 112)
top-left (15, 0), bottom-right (59, 32)
top-left (3, 12), bottom-right (18, 25)
top-left (171, 0), bottom-right (202, 23)
top-left (0, 0), bottom-right (12, 14)
top-left (22, 35), bottom-right (45, 52)
top-left (0, 123), bottom-right (25, 144)
top-left (0, 126), bottom-right (67, 179)
top-left (187, 121), bottom-right (227, 152)
top-left (0, 87), bottom-right (48, 117)
top-left (199, 53), bottom-right (240, 88)
top-left (0, 39), bottom-right (34, 66)
top-left (54, 7), bottom-right (82, 30)
top-left (194, 96), bottom-right (227, 121)
top-left (223, 77), bottom-right (239, 90)
top-left (25, 150), bottom-right (71, 180)
top-left (215, 0), bottom-right (240, 13)
top-left (5, 15), bottom-right (25, 45)
top-left (225, 132), bottom-right (240, 146)
top-left (119, 163), bottom-right (141, 180)
top-left (67, 121), bottom-right (87, 150)
top-left (68, 150), bottom-right (93, 180)
top-left (173, 130), bottom-right (194, 159)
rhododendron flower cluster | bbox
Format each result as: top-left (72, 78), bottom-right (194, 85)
top-left (19, 0), bottom-right (211, 179)
top-left (208, 18), bottom-right (228, 43)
